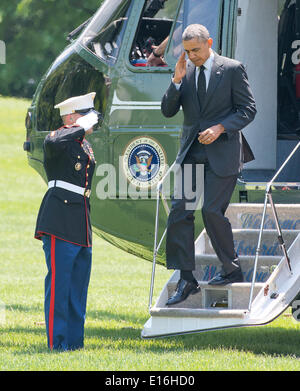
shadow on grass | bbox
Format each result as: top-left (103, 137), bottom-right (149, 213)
top-left (86, 309), bottom-right (300, 358)
top-left (3, 305), bottom-right (300, 358)
top-left (0, 324), bottom-right (49, 354)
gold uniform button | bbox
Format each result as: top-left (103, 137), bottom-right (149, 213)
top-left (77, 155), bottom-right (81, 159)
top-left (87, 165), bottom-right (90, 168)
top-left (75, 162), bottom-right (82, 171)
top-left (64, 200), bottom-right (68, 204)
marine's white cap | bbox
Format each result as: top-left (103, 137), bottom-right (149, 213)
top-left (54, 92), bottom-right (96, 116)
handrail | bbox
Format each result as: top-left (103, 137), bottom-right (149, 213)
top-left (248, 141), bottom-right (300, 311)
top-left (148, 162), bottom-right (176, 312)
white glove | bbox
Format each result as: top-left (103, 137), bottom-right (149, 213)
top-left (76, 111), bottom-right (98, 131)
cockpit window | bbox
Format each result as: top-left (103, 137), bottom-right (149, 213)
top-left (130, 0), bottom-right (181, 68)
top-left (79, 0), bottom-right (132, 65)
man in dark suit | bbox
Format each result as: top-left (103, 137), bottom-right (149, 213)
top-left (161, 24), bottom-right (257, 305)
top-left (35, 92), bottom-right (100, 350)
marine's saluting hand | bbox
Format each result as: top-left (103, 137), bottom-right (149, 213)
top-left (76, 111), bottom-right (98, 134)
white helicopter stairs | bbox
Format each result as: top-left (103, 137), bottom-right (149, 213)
top-left (142, 203), bottom-right (300, 338)
top-left (142, 144), bottom-right (300, 338)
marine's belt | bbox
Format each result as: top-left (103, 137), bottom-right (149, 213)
top-left (48, 180), bottom-right (91, 198)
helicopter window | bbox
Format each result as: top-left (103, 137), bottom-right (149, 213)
top-left (167, 0), bottom-right (223, 61)
top-left (36, 52), bottom-right (107, 132)
top-left (79, 0), bottom-right (133, 65)
top-left (130, 0), bottom-right (180, 67)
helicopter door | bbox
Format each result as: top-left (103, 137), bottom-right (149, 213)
top-left (234, 0), bottom-right (278, 170)
top-left (278, 0), bottom-right (300, 138)
top-left (165, 0), bottom-right (224, 66)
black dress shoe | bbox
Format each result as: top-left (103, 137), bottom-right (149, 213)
top-left (166, 279), bottom-right (200, 305)
top-left (208, 269), bottom-right (244, 285)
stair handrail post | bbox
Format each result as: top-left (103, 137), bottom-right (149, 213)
top-left (267, 189), bottom-right (293, 274)
top-left (148, 162), bottom-right (176, 312)
top-left (248, 186), bottom-right (270, 311)
top-left (259, 142), bottom-right (300, 279)
top-left (149, 182), bottom-right (162, 312)
top-left (248, 140), bottom-right (300, 312)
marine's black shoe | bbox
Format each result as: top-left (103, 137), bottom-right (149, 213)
top-left (166, 278), bottom-right (200, 306)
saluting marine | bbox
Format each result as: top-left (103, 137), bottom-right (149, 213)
top-left (34, 92), bottom-right (100, 351)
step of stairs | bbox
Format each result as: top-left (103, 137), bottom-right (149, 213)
top-left (150, 307), bottom-right (248, 318)
top-left (193, 254), bottom-right (281, 283)
top-left (196, 229), bottom-right (298, 256)
top-left (158, 281), bottom-right (264, 311)
top-left (225, 203), bottom-right (300, 230)
top-left (194, 227), bottom-right (299, 282)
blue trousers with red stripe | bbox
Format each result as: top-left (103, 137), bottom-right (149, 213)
top-left (42, 235), bottom-right (92, 351)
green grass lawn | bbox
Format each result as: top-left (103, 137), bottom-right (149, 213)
top-left (0, 96), bottom-right (300, 371)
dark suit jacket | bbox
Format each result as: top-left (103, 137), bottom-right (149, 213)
top-left (35, 125), bottom-right (95, 247)
top-left (161, 52), bottom-right (257, 177)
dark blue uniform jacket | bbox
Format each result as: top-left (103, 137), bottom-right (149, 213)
top-left (35, 125), bottom-right (96, 247)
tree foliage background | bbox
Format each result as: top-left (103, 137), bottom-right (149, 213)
top-left (0, 0), bottom-right (103, 98)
